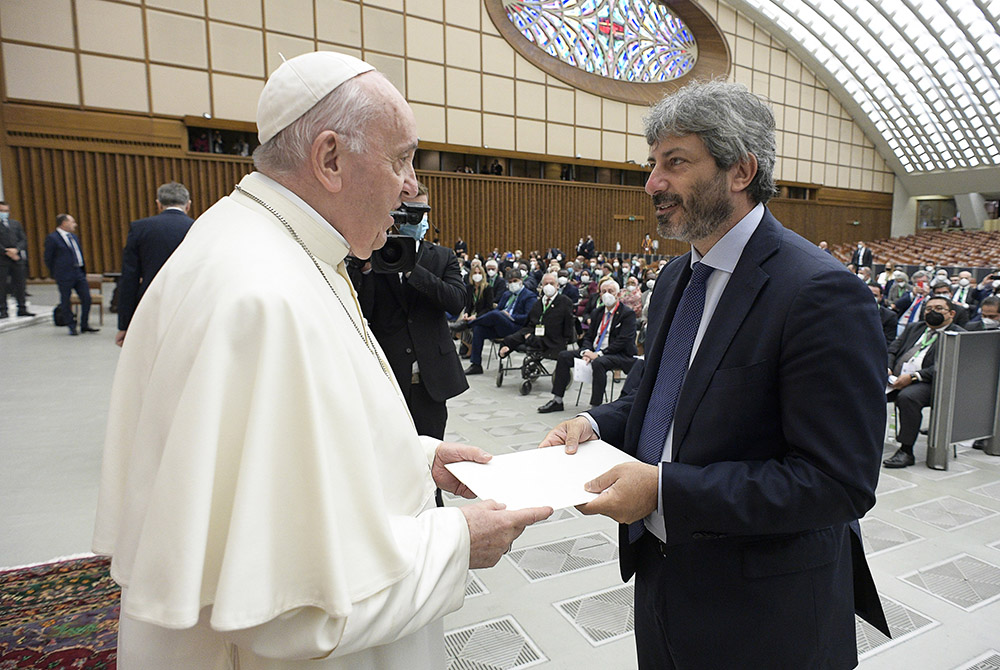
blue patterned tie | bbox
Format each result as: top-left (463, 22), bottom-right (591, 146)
top-left (629, 262), bottom-right (714, 543)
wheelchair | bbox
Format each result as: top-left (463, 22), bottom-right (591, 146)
top-left (494, 342), bottom-right (555, 395)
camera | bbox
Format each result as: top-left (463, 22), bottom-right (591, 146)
top-left (370, 202), bottom-right (431, 274)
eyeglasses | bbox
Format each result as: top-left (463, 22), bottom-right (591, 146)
top-left (925, 305), bottom-right (951, 313)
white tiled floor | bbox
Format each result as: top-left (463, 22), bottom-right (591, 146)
top-left (3, 283), bottom-right (999, 669)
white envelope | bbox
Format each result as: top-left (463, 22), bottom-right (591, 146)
top-left (444, 439), bottom-right (637, 510)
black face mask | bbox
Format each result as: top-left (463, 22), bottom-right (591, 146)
top-left (925, 311), bottom-right (945, 327)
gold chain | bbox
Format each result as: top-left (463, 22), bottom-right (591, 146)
top-left (233, 184), bottom-right (394, 384)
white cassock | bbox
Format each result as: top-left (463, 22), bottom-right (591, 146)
top-left (92, 172), bottom-right (470, 669)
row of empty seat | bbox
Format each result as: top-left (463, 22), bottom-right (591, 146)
top-left (832, 230), bottom-right (1000, 268)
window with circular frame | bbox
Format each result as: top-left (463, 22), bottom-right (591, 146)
top-left (485, 0), bottom-right (731, 106)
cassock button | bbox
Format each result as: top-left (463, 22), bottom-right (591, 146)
top-left (405, 347), bottom-right (412, 354)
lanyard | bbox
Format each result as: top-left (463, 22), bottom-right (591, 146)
top-left (913, 328), bottom-right (939, 355)
top-left (594, 303), bottom-right (618, 350)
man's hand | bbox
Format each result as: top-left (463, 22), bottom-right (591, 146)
top-left (460, 500), bottom-right (552, 569)
top-left (892, 373), bottom-right (913, 390)
top-left (431, 442), bottom-right (492, 498)
top-left (498, 346), bottom-right (510, 358)
top-left (538, 416), bottom-right (596, 454)
top-left (581, 350), bottom-right (598, 363)
top-left (4, 248), bottom-right (18, 261)
top-left (115, 330), bottom-right (127, 347)
top-left (576, 462), bottom-right (658, 523)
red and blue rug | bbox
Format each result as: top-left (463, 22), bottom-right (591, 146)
top-left (0, 555), bottom-right (118, 669)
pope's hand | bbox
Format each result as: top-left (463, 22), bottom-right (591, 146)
top-left (460, 500), bottom-right (552, 569)
top-left (537, 416), bottom-right (595, 454)
top-left (576, 462), bottom-right (658, 523)
top-left (431, 442), bottom-right (491, 499)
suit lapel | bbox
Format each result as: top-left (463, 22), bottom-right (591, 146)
top-left (670, 215), bottom-right (781, 460)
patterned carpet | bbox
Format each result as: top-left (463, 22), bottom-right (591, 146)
top-left (0, 556), bottom-right (118, 669)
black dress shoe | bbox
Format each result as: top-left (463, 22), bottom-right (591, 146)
top-left (973, 439), bottom-right (986, 450)
top-left (538, 399), bottom-right (564, 413)
top-left (17, 310), bottom-right (36, 317)
top-left (465, 363), bottom-right (484, 375)
top-left (883, 449), bottom-right (915, 468)
top-left (81, 326), bottom-right (101, 333)
top-left (68, 326), bottom-right (78, 336)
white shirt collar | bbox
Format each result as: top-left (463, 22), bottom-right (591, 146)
top-left (253, 173), bottom-right (351, 250)
top-left (691, 202), bottom-right (764, 273)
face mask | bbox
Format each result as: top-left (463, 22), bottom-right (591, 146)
top-left (981, 317), bottom-right (999, 329)
top-left (602, 292), bottom-right (618, 308)
top-left (508, 282), bottom-right (523, 294)
top-left (0, 212), bottom-right (8, 222)
top-left (857, 273), bottom-right (865, 280)
top-left (580, 275), bottom-right (590, 283)
top-left (520, 269), bottom-right (528, 277)
top-left (590, 263), bottom-right (597, 269)
top-left (558, 276), bottom-right (568, 285)
top-left (471, 273), bottom-right (482, 283)
top-left (924, 310), bottom-right (945, 327)
top-left (647, 280), bottom-right (655, 290)
top-left (628, 284), bottom-right (638, 291)
top-left (542, 284), bottom-right (557, 297)
top-left (613, 262), bottom-right (620, 268)
top-left (959, 278), bottom-right (970, 287)
top-left (993, 280), bottom-right (1000, 290)
top-left (398, 214), bottom-right (429, 240)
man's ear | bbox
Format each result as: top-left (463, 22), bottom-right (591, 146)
top-left (730, 154), bottom-right (758, 193)
top-left (311, 130), bottom-right (344, 194)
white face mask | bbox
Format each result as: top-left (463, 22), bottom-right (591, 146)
top-left (471, 273), bottom-right (482, 283)
top-left (558, 276), bottom-right (568, 285)
top-left (486, 269), bottom-right (497, 277)
top-left (601, 292), bottom-right (617, 308)
top-left (520, 269), bottom-right (528, 277)
top-left (959, 278), bottom-right (970, 287)
top-left (542, 284), bottom-right (557, 297)
top-left (508, 282), bottom-right (523, 293)
top-left (580, 275), bottom-right (590, 283)
top-left (646, 280), bottom-right (655, 290)
top-left (981, 317), bottom-right (999, 329)
top-left (993, 280), bottom-right (1000, 290)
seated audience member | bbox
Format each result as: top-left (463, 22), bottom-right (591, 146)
top-left (975, 272), bottom-right (1000, 304)
top-left (461, 268), bottom-right (538, 374)
top-left (455, 263), bottom-right (494, 358)
top-left (876, 261), bottom-right (896, 287)
top-left (619, 275), bottom-right (643, 321)
top-left (885, 270), bottom-right (909, 304)
top-left (857, 266), bottom-right (873, 284)
top-left (893, 272), bottom-right (930, 336)
top-left (966, 296), bottom-right (999, 331)
top-left (951, 271), bottom-right (977, 310)
top-left (484, 258), bottom-right (505, 304)
top-left (869, 283), bottom-right (898, 347)
top-left (929, 279), bottom-right (970, 327)
top-left (538, 280), bottom-right (637, 413)
top-left (498, 273), bottom-right (575, 361)
top-left (884, 296), bottom-right (964, 468)
top-left (637, 269), bottom-right (658, 353)
top-left (556, 269), bottom-right (579, 303)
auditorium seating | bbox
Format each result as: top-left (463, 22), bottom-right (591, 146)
top-left (833, 230), bottom-right (1000, 268)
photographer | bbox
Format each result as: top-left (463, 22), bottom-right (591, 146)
top-left (352, 181), bottom-right (467, 439)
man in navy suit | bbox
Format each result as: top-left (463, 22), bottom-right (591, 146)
top-left (462, 267), bottom-right (537, 374)
top-left (0, 201), bottom-right (34, 318)
top-left (116, 182), bottom-right (194, 346)
top-left (540, 80), bottom-right (887, 668)
top-left (44, 213), bottom-right (97, 335)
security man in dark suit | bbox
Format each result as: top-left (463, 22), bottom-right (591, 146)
top-left (540, 80), bottom-right (887, 669)
top-left (884, 295), bottom-right (965, 468)
top-left (497, 272), bottom-right (576, 360)
top-left (0, 201), bottom-right (34, 318)
top-left (44, 213), bottom-right (97, 335)
top-left (116, 182), bottom-right (194, 346)
top-left (539, 279), bottom-right (636, 412)
top-left (353, 182), bottom-right (467, 440)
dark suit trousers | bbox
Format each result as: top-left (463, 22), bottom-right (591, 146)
top-left (0, 261), bottom-right (27, 312)
top-left (469, 311), bottom-right (522, 364)
top-left (888, 382), bottom-right (932, 445)
top-left (551, 349), bottom-right (635, 405)
top-left (58, 272), bottom-right (91, 328)
top-left (401, 380), bottom-right (447, 440)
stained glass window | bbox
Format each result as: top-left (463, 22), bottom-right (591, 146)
top-left (503, 0), bottom-right (698, 83)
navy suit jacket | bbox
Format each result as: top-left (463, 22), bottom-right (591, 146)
top-left (44, 230), bottom-right (86, 282)
top-left (590, 210), bottom-right (889, 665)
top-left (494, 287), bottom-right (537, 326)
top-left (117, 208), bottom-right (194, 331)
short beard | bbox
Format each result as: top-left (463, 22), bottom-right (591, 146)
top-left (654, 170), bottom-right (734, 244)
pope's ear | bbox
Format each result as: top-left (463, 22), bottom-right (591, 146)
top-left (312, 130), bottom-right (344, 194)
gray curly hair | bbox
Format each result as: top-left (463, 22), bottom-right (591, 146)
top-left (644, 79), bottom-right (778, 204)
